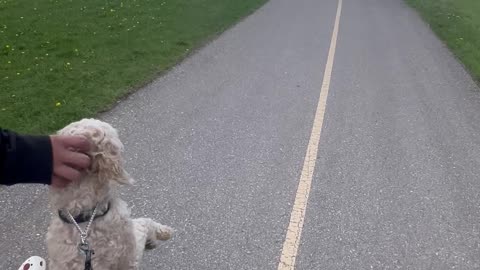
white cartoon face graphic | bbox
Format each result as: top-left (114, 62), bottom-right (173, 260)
top-left (18, 256), bottom-right (46, 270)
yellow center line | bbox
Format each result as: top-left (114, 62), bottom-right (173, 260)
top-left (277, 0), bottom-right (343, 269)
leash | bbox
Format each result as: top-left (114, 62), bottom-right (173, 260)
top-left (65, 205), bottom-right (98, 270)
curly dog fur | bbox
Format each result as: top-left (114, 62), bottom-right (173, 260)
top-left (46, 118), bottom-right (173, 270)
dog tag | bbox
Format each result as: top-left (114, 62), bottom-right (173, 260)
top-left (78, 242), bottom-right (90, 254)
top-left (78, 243), bottom-right (94, 270)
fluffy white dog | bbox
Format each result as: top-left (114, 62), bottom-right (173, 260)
top-left (46, 118), bottom-right (173, 270)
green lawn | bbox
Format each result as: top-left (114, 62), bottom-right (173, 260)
top-left (0, 0), bottom-right (267, 133)
top-left (407, 0), bottom-right (480, 84)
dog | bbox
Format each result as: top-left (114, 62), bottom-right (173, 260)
top-left (46, 118), bottom-right (173, 270)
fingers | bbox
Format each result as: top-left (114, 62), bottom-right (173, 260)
top-left (65, 151), bottom-right (91, 170)
top-left (60, 135), bottom-right (91, 153)
top-left (50, 135), bottom-right (93, 188)
top-left (54, 165), bottom-right (82, 183)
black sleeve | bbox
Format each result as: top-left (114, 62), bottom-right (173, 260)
top-left (0, 129), bottom-right (53, 186)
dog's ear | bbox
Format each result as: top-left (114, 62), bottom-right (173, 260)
top-left (90, 129), bottom-right (134, 185)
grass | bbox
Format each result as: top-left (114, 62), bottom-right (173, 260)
top-left (406, 0), bottom-right (480, 84)
top-left (0, 0), bottom-right (267, 133)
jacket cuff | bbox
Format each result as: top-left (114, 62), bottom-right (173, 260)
top-left (3, 135), bottom-right (52, 185)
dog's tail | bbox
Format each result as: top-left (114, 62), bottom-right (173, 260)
top-left (155, 224), bottom-right (174, 241)
top-left (133, 218), bottom-right (173, 250)
top-left (145, 223), bottom-right (173, 249)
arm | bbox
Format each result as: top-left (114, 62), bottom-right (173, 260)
top-left (0, 129), bottom-right (53, 185)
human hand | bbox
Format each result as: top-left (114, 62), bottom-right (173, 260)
top-left (50, 135), bottom-right (91, 188)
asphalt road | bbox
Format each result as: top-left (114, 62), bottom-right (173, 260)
top-left (2, 0), bottom-right (480, 269)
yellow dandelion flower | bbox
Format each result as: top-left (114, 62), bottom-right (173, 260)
top-left (56, 102), bottom-right (61, 107)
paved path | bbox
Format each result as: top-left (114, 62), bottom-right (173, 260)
top-left (1, 0), bottom-right (480, 269)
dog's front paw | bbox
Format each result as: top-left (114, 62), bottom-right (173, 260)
top-left (156, 225), bottom-right (173, 241)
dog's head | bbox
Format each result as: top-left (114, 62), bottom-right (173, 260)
top-left (58, 118), bottom-right (133, 185)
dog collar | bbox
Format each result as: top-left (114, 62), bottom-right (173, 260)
top-left (58, 202), bottom-right (111, 224)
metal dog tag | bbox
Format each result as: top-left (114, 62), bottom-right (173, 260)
top-left (78, 242), bottom-right (94, 270)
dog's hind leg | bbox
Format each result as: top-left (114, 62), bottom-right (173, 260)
top-left (132, 218), bottom-right (173, 262)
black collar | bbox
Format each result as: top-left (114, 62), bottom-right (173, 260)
top-left (58, 202), bottom-right (111, 224)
